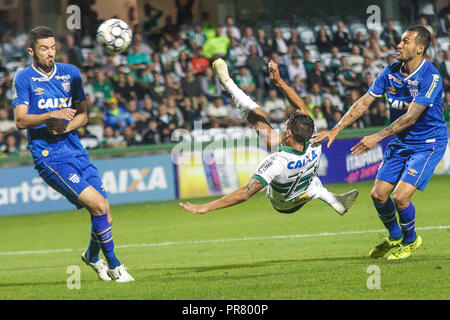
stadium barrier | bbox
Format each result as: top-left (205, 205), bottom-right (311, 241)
top-left (1, 128), bottom-right (449, 216)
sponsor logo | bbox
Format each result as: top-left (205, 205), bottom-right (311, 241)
top-left (287, 151), bottom-right (318, 169)
top-left (425, 74), bottom-right (439, 99)
top-left (387, 98), bottom-right (410, 111)
top-left (62, 82), bottom-right (71, 92)
top-left (388, 74), bottom-right (402, 85)
top-left (68, 173), bottom-right (80, 184)
top-left (32, 76), bottom-right (50, 82)
top-left (56, 75), bottom-right (71, 81)
top-left (407, 168), bottom-right (418, 177)
top-left (346, 145), bottom-right (383, 172)
top-left (37, 97), bottom-right (72, 109)
top-left (34, 87), bottom-right (45, 95)
top-left (387, 86), bottom-right (397, 95)
top-left (407, 79), bottom-right (419, 86)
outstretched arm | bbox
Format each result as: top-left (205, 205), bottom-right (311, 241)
top-left (351, 102), bottom-right (426, 155)
top-left (180, 178), bottom-right (264, 214)
top-left (312, 92), bottom-right (375, 147)
top-left (268, 60), bottom-right (308, 115)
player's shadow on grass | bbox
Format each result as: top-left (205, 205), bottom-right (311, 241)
top-left (0, 280), bottom-right (67, 288)
top-left (138, 255), bottom-right (373, 280)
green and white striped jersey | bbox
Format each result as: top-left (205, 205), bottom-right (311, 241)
top-left (252, 141), bottom-right (322, 211)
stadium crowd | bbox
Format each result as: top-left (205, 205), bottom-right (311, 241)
top-left (0, 5), bottom-right (449, 157)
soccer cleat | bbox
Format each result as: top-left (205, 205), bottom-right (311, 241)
top-left (369, 237), bottom-right (402, 258)
top-left (81, 251), bottom-right (112, 281)
top-left (212, 58), bottom-right (231, 87)
top-left (330, 189), bottom-right (359, 215)
top-left (107, 265), bottom-right (135, 282)
top-left (387, 234), bottom-right (422, 260)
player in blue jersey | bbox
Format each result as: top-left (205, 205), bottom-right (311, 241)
top-left (12, 26), bottom-right (134, 281)
top-left (313, 25), bottom-right (447, 260)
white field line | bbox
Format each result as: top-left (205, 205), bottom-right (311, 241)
top-left (0, 225), bottom-right (448, 256)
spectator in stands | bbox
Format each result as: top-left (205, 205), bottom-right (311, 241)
top-left (310, 83), bottom-right (323, 107)
top-left (188, 22), bottom-right (207, 49)
top-left (347, 44), bottom-right (364, 75)
top-left (4, 134), bottom-right (21, 156)
top-left (443, 91), bottom-right (450, 122)
top-left (364, 36), bottom-right (383, 61)
top-left (0, 108), bottom-right (15, 134)
top-left (321, 97), bottom-right (338, 125)
top-left (174, 51), bottom-right (192, 79)
top-left (149, 72), bottom-right (167, 102)
top-left (439, 50), bottom-right (450, 90)
top-left (101, 125), bottom-right (126, 148)
top-left (227, 100), bottom-right (246, 127)
top-left (381, 19), bottom-right (401, 49)
top-left (323, 84), bottom-right (344, 112)
top-left (126, 72), bottom-right (146, 102)
top-left (241, 26), bottom-right (259, 54)
top-left (157, 103), bottom-right (178, 129)
top-left (361, 56), bottom-right (380, 83)
top-left (271, 27), bottom-right (289, 56)
top-left (307, 61), bottom-right (329, 91)
top-left (327, 46), bottom-right (341, 75)
top-left (200, 67), bottom-right (223, 102)
top-left (140, 96), bottom-right (157, 119)
top-left (302, 50), bottom-right (315, 74)
top-left (206, 96), bottom-right (231, 128)
top-left (316, 28), bottom-right (333, 53)
top-left (202, 27), bottom-right (230, 59)
top-left (228, 37), bottom-right (247, 69)
top-left (165, 73), bottom-right (183, 99)
top-left (221, 16), bottom-right (241, 40)
top-left (166, 97), bottom-right (185, 128)
top-left (291, 75), bottom-right (307, 97)
top-left (369, 101), bottom-right (388, 127)
top-left (181, 69), bottom-right (204, 108)
top-left (361, 73), bottom-right (374, 95)
top-left (246, 45), bottom-right (266, 101)
top-left (161, 15), bottom-right (180, 43)
top-left (92, 69), bottom-right (115, 104)
top-left (114, 72), bottom-right (130, 105)
top-left (270, 52), bottom-right (289, 81)
top-left (123, 125), bottom-right (141, 146)
top-left (103, 97), bottom-right (135, 133)
top-left (337, 57), bottom-right (360, 94)
top-left (191, 47), bottom-right (210, 75)
top-left (127, 40), bottom-right (152, 83)
top-left (312, 106), bottom-right (328, 131)
top-left (64, 34), bottom-right (84, 67)
top-left (419, 16), bottom-right (434, 35)
top-left (288, 28), bottom-right (306, 55)
top-left (235, 66), bottom-right (256, 97)
top-left (263, 88), bottom-right (288, 123)
top-left (333, 21), bottom-right (351, 52)
top-left (142, 119), bottom-right (161, 144)
top-left (179, 96), bottom-right (202, 129)
top-left (287, 54), bottom-right (307, 82)
top-left (328, 110), bottom-right (343, 129)
top-left (126, 99), bottom-right (147, 132)
top-left (256, 28), bottom-right (271, 57)
top-left (353, 31), bottom-right (367, 52)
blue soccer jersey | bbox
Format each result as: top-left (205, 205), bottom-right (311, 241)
top-left (12, 63), bottom-right (88, 164)
top-left (368, 59), bottom-right (447, 145)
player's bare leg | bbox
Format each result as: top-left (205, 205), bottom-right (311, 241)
top-left (78, 186), bottom-right (134, 282)
top-left (213, 58), bottom-right (280, 151)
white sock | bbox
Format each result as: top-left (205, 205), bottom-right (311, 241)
top-left (224, 79), bottom-right (260, 111)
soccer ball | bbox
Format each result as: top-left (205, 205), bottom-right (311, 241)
top-left (96, 18), bottom-right (133, 54)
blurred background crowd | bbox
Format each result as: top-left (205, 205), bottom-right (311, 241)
top-left (0, 0), bottom-right (449, 157)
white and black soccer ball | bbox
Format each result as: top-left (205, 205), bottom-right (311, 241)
top-left (96, 18), bottom-right (133, 54)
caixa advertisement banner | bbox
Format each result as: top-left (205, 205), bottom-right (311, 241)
top-left (0, 154), bottom-right (176, 216)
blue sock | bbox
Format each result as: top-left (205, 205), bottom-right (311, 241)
top-left (397, 202), bottom-right (416, 244)
top-left (375, 198), bottom-right (402, 240)
top-left (91, 213), bottom-right (121, 269)
top-left (86, 230), bottom-right (101, 263)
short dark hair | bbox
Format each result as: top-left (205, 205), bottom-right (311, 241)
top-left (28, 26), bottom-right (54, 50)
top-left (405, 25), bottom-right (431, 54)
top-left (285, 112), bottom-right (315, 145)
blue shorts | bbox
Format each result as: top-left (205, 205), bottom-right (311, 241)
top-left (36, 154), bottom-right (107, 209)
top-left (376, 140), bottom-right (447, 191)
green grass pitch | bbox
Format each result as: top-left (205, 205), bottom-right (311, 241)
top-left (0, 176), bottom-right (449, 300)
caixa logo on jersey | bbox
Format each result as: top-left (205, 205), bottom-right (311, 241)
top-left (38, 97), bottom-right (73, 109)
top-left (101, 167), bottom-right (168, 194)
top-left (387, 98), bottom-right (410, 111)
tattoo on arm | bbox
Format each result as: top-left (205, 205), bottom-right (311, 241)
top-left (376, 102), bottom-right (426, 140)
top-left (335, 93), bottom-right (374, 131)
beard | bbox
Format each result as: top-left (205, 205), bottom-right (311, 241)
top-left (33, 55), bottom-right (54, 73)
